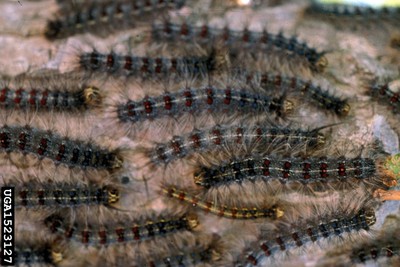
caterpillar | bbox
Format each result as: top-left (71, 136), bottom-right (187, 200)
top-left (237, 208), bottom-right (376, 266)
top-left (11, 182), bottom-right (119, 208)
top-left (146, 124), bottom-right (326, 166)
top-left (137, 235), bottom-right (223, 267)
top-left (151, 20), bottom-right (327, 72)
top-left (45, 0), bottom-right (186, 40)
top-left (0, 83), bottom-right (100, 111)
top-left (13, 244), bottom-right (61, 266)
top-left (162, 186), bottom-right (284, 220)
top-left (368, 80), bottom-right (400, 114)
top-left (78, 50), bottom-right (217, 79)
top-left (193, 154), bottom-right (391, 190)
top-left (242, 70), bottom-right (350, 116)
top-left (116, 86), bottom-right (293, 125)
top-left (319, 216), bottom-right (400, 266)
top-left (308, 1), bottom-right (400, 19)
top-left (0, 124), bottom-right (123, 170)
top-left (45, 212), bottom-right (199, 246)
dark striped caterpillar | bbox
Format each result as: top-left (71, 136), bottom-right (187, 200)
top-left (45, 213), bottom-right (199, 246)
top-left (0, 83), bottom-right (101, 111)
top-left (139, 236), bottom-right (222, 267)
top-left (13, 244), bottom-right (62, 266)
top-left (240, 208), bottom-right (376, 266)
top-left (243, 71), bottom-right (350, 116)
top-left (193, 155), bottom-right (390, 189)
top-left (13, 182), bottom-right (119, 208)
top-left (308, 1), bottom-right (400, 20)
top-left (78, 51), bottom-right (217, 78)
top-left (319, 218), bottom-right (400, 266)
top-left (116, 86), bottom-right (293, 124)
top-left (0, 125), bottom-right (123, 170)
top-left (45, 0), bottom-right (186, 39)
top-left (151, 20), bottom-right (327, 72)
top-left (162, 186), bottom-right (284, 220)
top-left (148, 125), bottom-right (326, 165)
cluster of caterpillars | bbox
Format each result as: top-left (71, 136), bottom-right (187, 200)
top-left (3, 0), bottom-right (400, 266)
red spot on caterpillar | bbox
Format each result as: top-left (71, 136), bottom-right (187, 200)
top-left (18, 132), bottom-right (27, 151)
top-left (320, 162), bottom-right (328, 178)
top-left (143, 99), bottom-right (153, 114)
top-left (184, 90), bottom-right (193, 107)
top-left (338, 162), bottom-right (346, 176)
top-left (236, 128), bottom-right (244, 144)
top-left (141, 57), bottom-right (149, 73)
top-left (231, 208), bottom-right (238, 219)
top-left (19, 190), bottom-right (28, 206)
top-left (37, 138), bottom-right (48, 156)
top-left (190, 133), bottom-right (201, 149)
top-left (127, 102), bottom-right (136, 117)
top-left (180, 23), bottom-right (189, 36)
top-left (124, 56), bottom-right (132, 70)
top-left (178, 192), bottom-right (185, 200)
top-left (29, 90), bottom-right (37, 105)
top-left (40, 91), bottom-right (48, 106)
top-left (14, 88), bottom-right (23, 104)
top-left (155, 58), bottom-right (162, 73)
top-left (98, 230), bottom-right (107, 245)
top-left (0, 132), bottom-right (10, 148)
top-left (206, 87), bottom-right (214, 105)
top-left (164, 95), bottom-right (173, 110)
top-left (132, 226), bottom-right (140, 240)
top-left (390, 93), bottom-right (399, 103)
top-left (276, 237), bottom-right (286, 251)
top-left (261, 243), bottom-right (271, 256)
top-left (115, 228), bottom-right (125, 243)
top-left (200, 25), bottom-right (209, 39)
top-left (304, 162), bottom-right (311, 179)
top-left (82, 230), bottom-right (90, 244)
top-left (264, 159), bottom-right (270, 176)
top-left (56, 144), bottom-right (66, 161)
top-left (224, 88), bottom-right (232, 105)
top-left (247, 255), bottom-right (258, 265)
top-left (0, 88), bottom-right (7, 102)
top-left (37, 190), bottom-right (45, 205)
top-left (171, 139), bottom-right (182, 155)
top-left (65, 227), bottom-right (74, 238)
top-left (106, 54), bottom-right (114, 68)
top-left (212, 129), bottom-right (222, 145)
top-left (292, 232), bottom-right (303, 246)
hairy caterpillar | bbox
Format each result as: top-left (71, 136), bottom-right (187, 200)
top-left (45, 212), bottom-right (199, 246)
top-left (308, 1), bottom-right (400, 19)
top-left (0, 124), bottom-right (123, 170)
top-left (136, 235), bottom-right (223, 267)
top-left (45, 0), bottom-right (186, 40)
top-left (193, 154), bottom-right (393, 192)
top-left (235, 207), bottom-right (376, 266)
top-left (11, 182), bottom-right (119, 208)
top-left (111, 84), bottom-right (295, 140)
top-left (242, 70), bottom-right (350, 116)
top-left (151, 20), bottom-right (327, 72)
top-left (162, 186), bottom-right (284, 220)
top-left (78, 50), bottom-right (218, 79)
top-left (0, 71), bottom-right (102, 112)
top-left (145, 124), bottom-right (326, 166)
top-left (13, 243), bottom-right (61, 266)
top-left (319, 216), bottom-right (400, 266)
